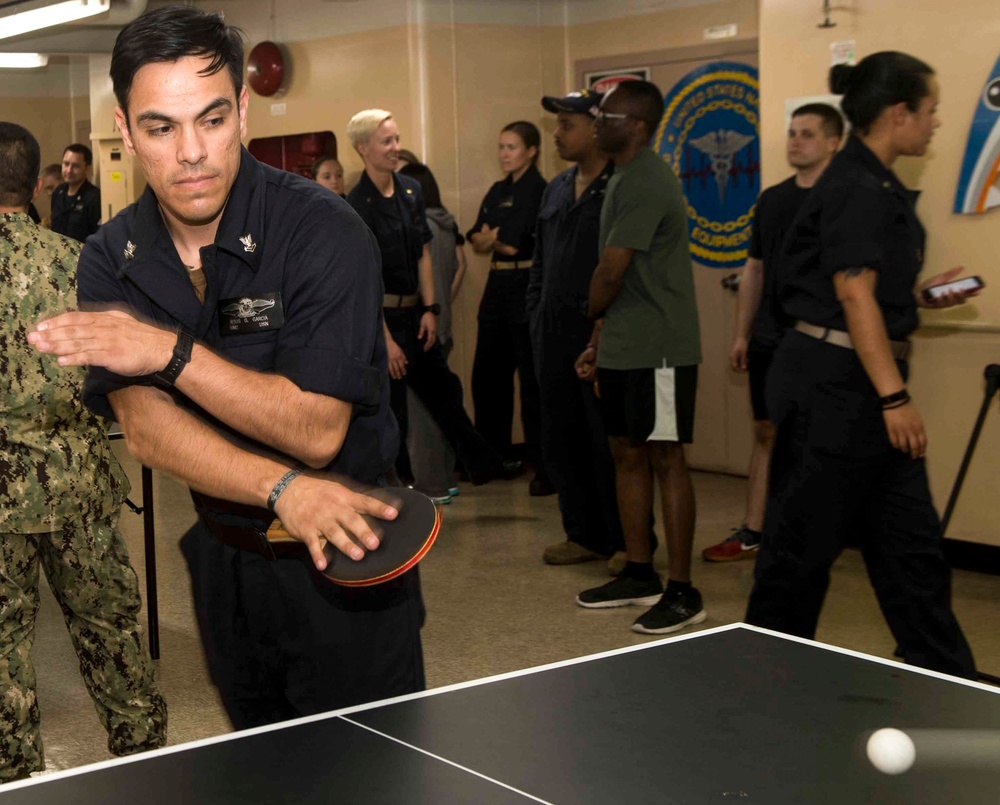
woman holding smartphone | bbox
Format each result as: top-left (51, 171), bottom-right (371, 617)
top-left (745, 51), bottom-right (980, 679)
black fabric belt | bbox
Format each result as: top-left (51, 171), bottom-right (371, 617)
top-left (794, 321), bottom-right (911, 361)
top-left (199, 515), bottom-right (304, 561)
top-left (384, 293), bottom-right (420, 308)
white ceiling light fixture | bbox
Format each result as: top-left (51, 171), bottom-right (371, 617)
top-left (0, 53), bottom-right (50, 68)
top-left (0, 0), bottom-right (110, 43)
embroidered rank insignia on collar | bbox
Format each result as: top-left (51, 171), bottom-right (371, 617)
top-left (123, 241), bottom-right (136, 260)
top-left (239, 233), bottom-right (257, 253)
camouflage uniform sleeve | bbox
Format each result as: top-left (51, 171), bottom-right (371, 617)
top-left (1, 219), bottom-right (129, 531)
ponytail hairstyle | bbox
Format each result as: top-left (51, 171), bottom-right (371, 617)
top-left (829, 51), bottom-right (935, 135)
top-left (399, 162), bottom-right (443, 209)
top-left (500, 121), bottom-right (541, 165)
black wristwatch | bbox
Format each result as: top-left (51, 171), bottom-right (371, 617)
top-left (154, 328), bottom-right (194, 387)
top-left (422, 303), bottom-right (441, 316)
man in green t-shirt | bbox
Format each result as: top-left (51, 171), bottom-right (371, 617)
top-left (573, 81), bottom-right (705, 635)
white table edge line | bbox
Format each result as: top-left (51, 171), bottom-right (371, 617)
top-left (340, 716), bottom-right (555, 804)
top-left (738, 623), bottom-right (1000, 693)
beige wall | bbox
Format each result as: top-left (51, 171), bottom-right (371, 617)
top-left (568, 0), bottom-right (757, 63)
top-left (759, 0), bottom-right (1000, 544)
top-left (2, 97), bottom-right (75, 173)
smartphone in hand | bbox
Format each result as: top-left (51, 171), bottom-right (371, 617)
top-left (922, 275), bottom-right (985, 303)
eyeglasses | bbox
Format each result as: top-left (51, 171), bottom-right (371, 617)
top-left (595, 110), bottom-right (630, 122)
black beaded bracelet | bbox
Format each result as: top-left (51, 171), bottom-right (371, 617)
top-left (880, 389), bottom-right (911, 409)
top-left (267, 470), bottom-right (301, 512)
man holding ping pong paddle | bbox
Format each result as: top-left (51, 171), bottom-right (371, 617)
top-left (27, 6), bottom-right (427, 729)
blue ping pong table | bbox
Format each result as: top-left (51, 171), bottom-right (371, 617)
top-left (3, 624), bottom-right (999, 804)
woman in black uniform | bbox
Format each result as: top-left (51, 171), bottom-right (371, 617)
top-left (745, 51), bottom-right (979, 678)
top-left (346, 109), bottom-right (503, 488)
top-left (468, 121), bottom-right (551, 494)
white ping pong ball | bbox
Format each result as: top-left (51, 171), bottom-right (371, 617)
top-left (867, 728), bottom-right (916, 775)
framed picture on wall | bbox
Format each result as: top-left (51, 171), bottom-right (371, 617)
top-left (584, 67), bottom-right (650, 94)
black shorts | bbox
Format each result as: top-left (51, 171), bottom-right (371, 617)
top-left (597, 364), bottom-right (697, 446)
top-left (748, 346), bottom-right (776, 422)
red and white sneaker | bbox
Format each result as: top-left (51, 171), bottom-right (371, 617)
top-left (701, 527), bottom-right (761, 562)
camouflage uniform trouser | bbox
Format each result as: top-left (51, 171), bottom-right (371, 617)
top-left (0, 514), bottom-right (167, 782)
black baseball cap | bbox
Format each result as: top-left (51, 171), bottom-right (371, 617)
top-left (541, 89), bottom-right (603, 117)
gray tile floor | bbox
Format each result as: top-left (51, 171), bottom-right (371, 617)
top-left (26, 445), bottom-right (1000, 776)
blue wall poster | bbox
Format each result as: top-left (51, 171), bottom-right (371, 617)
top-left (654, 62), bottom-right (760, 269)
top-left (954, 53), bottom-right (1000, 215)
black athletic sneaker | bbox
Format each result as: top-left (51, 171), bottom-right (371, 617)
top-left (631, 587), bottom-right (707, 634)
top-left (576, 575), bottom-right (663, 609)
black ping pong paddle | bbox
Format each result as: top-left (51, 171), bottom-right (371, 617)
top-left (266, 486), bottom-right (440, 586)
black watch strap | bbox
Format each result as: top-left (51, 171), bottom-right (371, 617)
top-left (422, 303), bottom-right (441, 316)
top-left (154, 329), bottom-right (194, 387)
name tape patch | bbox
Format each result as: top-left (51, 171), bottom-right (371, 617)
top-left (219, 292), bottom-right (284, 336)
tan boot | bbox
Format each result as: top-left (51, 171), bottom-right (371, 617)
top-left (607, 551), bottom-right (627, 576)
top-left (543, 540), bottom-right (601, 565)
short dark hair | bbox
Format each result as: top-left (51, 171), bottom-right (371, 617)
top-left (0, 122), bottom-right (41, 207)
top-left (311, 155), bottom-right (341, 178)
top-left (791, 102), bottom-right (845, 140)
top-left (829, 51), bottom-right (934, 135)
top-left (111, 5), bottom-right (245, 121)
top-left (64, 143), bottom-right (92, 166)
top-left (399, 162), bottom-right (442, 209)
top-left (609, 80), bottom-right (664, 141)
top-left (501, 121), bottom-right (541, 165)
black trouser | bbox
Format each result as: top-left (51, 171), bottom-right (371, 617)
top-left (745, 331), bottom-right (976, 679)
top-left (385, 307), bottom-right (500, 481)
top-left (472, 270), bottom-right (543, 471)
top-left (532, 308), bottom-right (624, 555)
top-left (181, 520), bottom-right (426, 729)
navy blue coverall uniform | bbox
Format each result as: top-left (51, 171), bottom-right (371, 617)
top-left (526, 161), bottom-right (624, 556)
top-left (348, 169), bottom-right (501, 483)
top-left (467, 164), bottom-right (547, 467)
top-left (745, 175), bottom-right (811, 421)
top-left (81, 150), bottom-right (427, 727)
top-left (51, 178), bottom-right (101, 243)
top-left (745, 136), bottom-right (976, 679)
